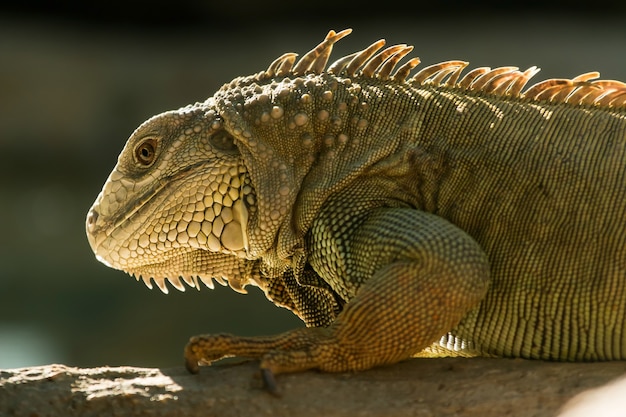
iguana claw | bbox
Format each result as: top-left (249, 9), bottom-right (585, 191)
top-left (260, 368), bottom-right (280, 396)
top-left (183, 340), bottom-right (201, 374)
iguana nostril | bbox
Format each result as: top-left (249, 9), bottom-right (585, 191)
top-left (86, 209), bottom-right (98, 233)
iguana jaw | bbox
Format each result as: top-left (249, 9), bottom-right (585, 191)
top-left (127, 249), bottom-right (257, 295)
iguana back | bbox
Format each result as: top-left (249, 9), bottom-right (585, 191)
top-left (86, 29), bottom-right (626, 385)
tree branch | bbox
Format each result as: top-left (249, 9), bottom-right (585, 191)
top-left (1, 358), bottom-right (624, 417)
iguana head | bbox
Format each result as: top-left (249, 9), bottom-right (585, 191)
top-left (85, 103), bottom-right (259, 292)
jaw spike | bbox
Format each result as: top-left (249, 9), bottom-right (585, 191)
top-left (227, 277), bottom-right (248, 294)
top-left (192, 276), bottom-right (201, 291)
top-left (140, 275), bottom-right (153, 290)
top-left (153, 277), bottom-right (169, 294)
top-left (199, 276), bottom-right (215, 289)
top-left (181, 275), bottom-right (196, 289)
top-left (167, 276), bottom-right (186, 292)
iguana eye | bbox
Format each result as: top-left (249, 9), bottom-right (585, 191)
top-left (134, 138), bottom-right (157, 166)
top-left (209, 130), bottom-right (238, 154)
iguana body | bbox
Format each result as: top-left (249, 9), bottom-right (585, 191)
top-left (86, 29), bottom-right (626, 381)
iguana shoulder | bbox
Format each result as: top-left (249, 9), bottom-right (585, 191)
top-left (86, 29), bottom-right (626, 390)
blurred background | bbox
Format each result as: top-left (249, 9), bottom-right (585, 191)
top-left (1, 2), bottom-right (625, 369)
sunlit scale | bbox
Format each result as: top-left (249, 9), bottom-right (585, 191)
top-left (170, 183), bottom-right (240, 246)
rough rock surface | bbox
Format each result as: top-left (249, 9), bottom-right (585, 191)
top-left (1, 358), bottom-right (625, 417)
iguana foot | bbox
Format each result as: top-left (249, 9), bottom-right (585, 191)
top-left (184, 328), bottom-right (335, 393)
top-left (183, 328), bottom-right (335, 373)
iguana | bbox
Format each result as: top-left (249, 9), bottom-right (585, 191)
top-left (86, 29), bottom-right (626, 389)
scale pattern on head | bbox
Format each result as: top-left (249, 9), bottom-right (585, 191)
top-left (86, 105), bottom-right (258, 293)
top-left (86, 28), bottom-right (626, 294)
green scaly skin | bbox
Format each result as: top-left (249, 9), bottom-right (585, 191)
top-left (86, 29), bottom-right (626, 388)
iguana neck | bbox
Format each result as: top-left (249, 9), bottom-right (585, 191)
top-left (213, 73), bottom-right (431, 263)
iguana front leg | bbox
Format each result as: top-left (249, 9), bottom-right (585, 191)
top-left (185, 208), bottom-right (490, 381)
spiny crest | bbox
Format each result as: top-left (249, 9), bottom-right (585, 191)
top-left (263, 29), bottom-right (626, 109)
